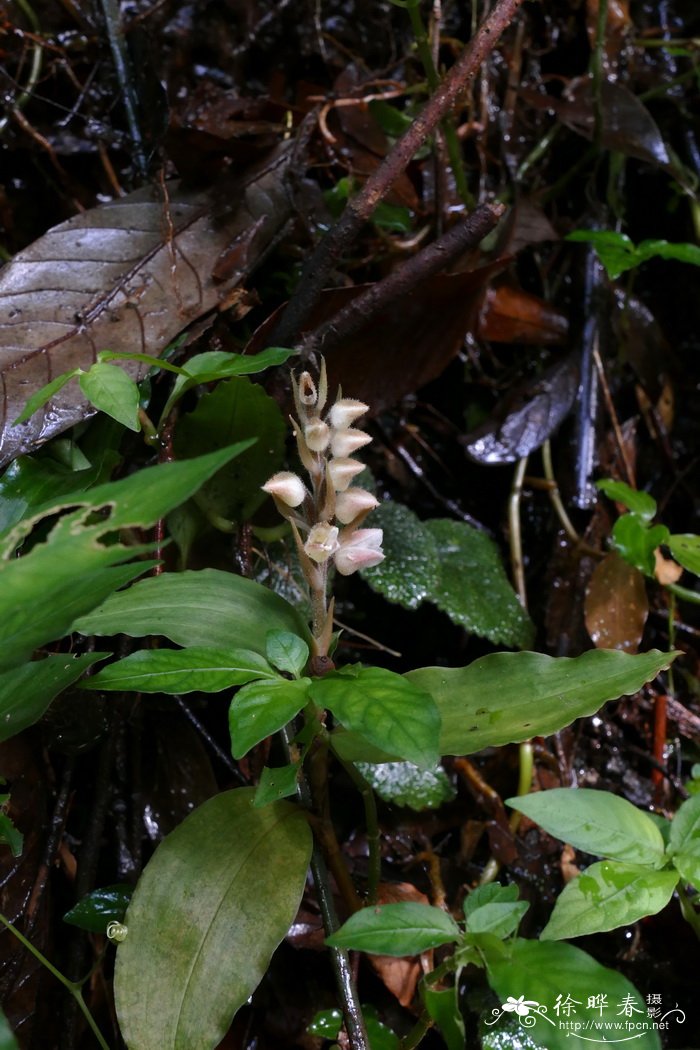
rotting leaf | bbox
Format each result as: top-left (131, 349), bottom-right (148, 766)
top-left (0, 146), bottom-right (292, 466)
top-left (477, 285), bottom-right (569, 345)
top-left (584, 552), bottom-right (649, 653)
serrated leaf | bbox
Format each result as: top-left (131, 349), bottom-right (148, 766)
top-left (424, 519), bottom-right (534, 648)
top-left (540, 861), bottom-right (678, 940)
top-left (265, 630), bottom-right (309, 678)
top-left (310, 667), bottom-right (441, 770)
top-left (253, 763), bottom-right (300, 807)
top-left (78, 362), bottom-right (141, 431)
top-left (362, 502), bottom-right (440, 610)
top-left (668, 534), bottom-right (700, 576)
top-left (63, 884), bottom-right (133, 933)
top-left (229, 678), bottom-right (311, 758)
top-left (84, 647), bottom-right (276, 694)
top-left (74, 567), bottom-right (312, 657)
top-left (596, 479), bottom-right (657, 521)
top-left (114, 789), bottom-right (312, 1050)
top-left (506, 788), bottom-right (665, 867)
top-left (0, 651), bottom-right (108, 741)
top-left (326, 903), bottom-right (460, 956)
top-left (355, 761), bottom-right (455, 810)
top-left (407, 648), bottom-right (676, 757)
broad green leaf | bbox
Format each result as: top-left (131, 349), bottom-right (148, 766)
top-left (63, 884), bottom-right (132, 933)
top-left (114, 789), bottom-right (312, 1050)
top-left (667, 793), bottom-right (700, 885)
top-left (310, 667), bottom-right (441, 770)
top-left (466, 901), bottom-right (529, 939)
top-left (253, 763), bottom-right (300, 807)
top-left (79, 362), bottom-right (141, 431)
top-left (84, 647), bottom-right (275, 694)
top-left (161, 346), bottom-right (296, 419)
top-left (423, 986), bottom-right (465, 1050)
top-left (408, 648), bottom-right (676, 757)
top-left (265, 630), bottom-right (309, 678)
top-left (464, 883), bottom-right (520, 915)
top-left (354, 761), bottom-right (456, 810)
top-left (74, 568), bottom-right (312, 657)
top-left (596, 479), bottom-right (657, 521)
top-left (637, 237), bottom-right (700, 269)
top-left (0, 652), bottom-right (108, 741)
top-left (611, 514), bottom-right (669, 576)
top-left (362, 502), bottom-right (441, 609)
top-left (229, 678), bottom-right (311, 758)
top-left (13, 369), bottom-right (79, 425)
top-left (308, 1009), bottom-right (343, 1039)
top-left (668, 534), bottom-right (700, 576)
top-left (506, 788), bottom-right (666, 867)
top-left (566, 229), bottom-right (700, 280)
top-left (326, 903), bottom-right (460, 956)
top-left (362, 1007), bottom-right (400, 1050)
top-left (0, 1010), bottom-right (19, 1050)
top-left (484, 939), bottom-right (661, 1050)
top-left (425, 520), bottom-right (534, 648)
top-left (540, 861), bottom-right (678, 940)
top-left (97, 349), bottom-right (188, 375)
top-left (174, 377), bottom-right (285, 522)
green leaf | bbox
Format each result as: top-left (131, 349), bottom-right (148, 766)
top-left (566, 230), bottom-right (640, 278)
top-left (466, 901), bottom-right (529, 939)
top-left (424, 519), bottom-right (534, 648)
top-left (78, 362), bottom-right (141, 430)
top-left (229, 678), bottom-right (311, 758)
top-left (362, 1007), bottom-right (399, 1050)
top-left (13, 369), bottom-right (79, 425)
top-left (612, 514), bottom-right (669, 575)
top-left (0, 808), bottom-right (23, 857)
top-left (253, 763), bottom-right (300, 807)
top-left (596, 479), bottom-right (657, 521)
top-left (74, 568), bottom-right (312, 658)
top-left (325, 903), bottom-right (460, 956)
top-left (362, 502), bottom-right (441, 609)
top-left (464, 883), bottom-right (519, 915)
top-left (636, 237), bottom-right (700, 269)
top-left (667, 793), bottom-right (700, 885)
top-left (265, 630), bottom-right (309, 678)
top-left (0, 652), bottom-right (108, 741)
top-left (84, 647), bottom-right (275, 694)
top-left (161, 347), bottom-right (296, 419)
top-left (423, 986), bottom-right (465, 1050)
top-left (173, 377), bottom-right (286, 522)
top-left (0, 1009), bottom-right (19, 1050)
top-left (408, 648), bottom-right (675, 757)
top-left (540, 861), bottom-right (678, 940)
top-left (371, 201), bottom-right (413, 233)
top-left (668, 534), bottom-right (700, 576)
top-left (354, 761), bottom-right (456, 810)
top-left (97, 349), bottom-right (188, 375)
top-left (63, 884), bottom-right (133, 933)
top-left (114, 789), bottom-right (312, 1050)
top-left (484, 939), bottom-right (661, 1050)
top-left (310, 667), bottom-right (441, 770)
top-left (307, 1009), bottom-right (343, 1039)
top-left (506, 788), bottom-right (666, 867)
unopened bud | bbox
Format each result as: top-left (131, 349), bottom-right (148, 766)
top-left (305, 417), bottom-right (331, 452)
top-left (328, 457), bottom-right (364, 492)
top-left (334, 528), bottom-right (384, 576)
top-left (262, 471), bottom-right (307, 508)
top-left (328, 398), bottom-right (368, 430)
top-left (330, 427), bottom-right (372, 458)
top-left (304, 522), bottom-right (340, 563)
top-left (335, 488), bottom-right (379, 525)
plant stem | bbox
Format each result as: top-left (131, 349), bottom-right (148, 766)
top-left (0, 912), bottom-right (111, 1050)
top-left (677, 883), bottom-right (700, 941)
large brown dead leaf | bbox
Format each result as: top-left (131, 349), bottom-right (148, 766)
top-left (584, 552), bottom-right (649, 653)
top-left (0, 147), bottom-right (292, 467)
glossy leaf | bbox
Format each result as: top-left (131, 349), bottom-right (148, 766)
top-left (13, 371), bottom-right (79, 426)
top-left (74, 568), bottom-right (312, 656)
top-left (0, 652), bottom-right (108, 741)
top-left (363, 502), bottom-right (441, 610)
top-left (584, 552), bottom-right (648, 652)
top-left (253, 763), bottom-right (300, 807)
top-left (540, 861), bottom-right (678, 940)
top-left (229, 678), bottom-right (311, 758)
top-left (84, 647), bottom-right (275, 694)
top-left (668, 534), bottom-right (700, 576)
top-left (160, 346), bottom-right (296, 420)
top-left (407, 648), bottom-right (675, 757)
top-left (506, 788), bottom-right (666, 867)
top-left (423, 986), bottom-right (465, 1050)
top-left (596, 479), bottom-right (657, 521)
top-left (484, 939), bottom-right (661, 1050)
top-left (78, 363), bottom-right (141, 431)
top-left (567, 230), bottom-right (700, 279)
top-left (265, 630), bottom-right (309, 678)
top-left (310, 667), bottom-right (441, 770)
top-left (354, 761), bottom-right (456, 810)
top-left (114, 789), bottom-right (312, 1050)
top-left (326, 903), bottom-right (460, 956)
top-left (307, 1009), bottom-right (343, 1039)
top-left (611, 514), bottom-right (669, 576)
top-left (63, 884), bottom-right (133, 933)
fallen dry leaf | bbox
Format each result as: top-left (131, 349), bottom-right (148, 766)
top-left (584, 551), bottom-right (649, 652)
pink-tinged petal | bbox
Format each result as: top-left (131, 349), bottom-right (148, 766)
top-left (335, 488), bottom-right (379, 525)
top-left (262, 471), bottom-right (307, 508)
top-left (327, 457), bottom-right (365, 492)
top-left (305, 418), bottom-right (331, 452)
top-left (328, 398), bottom-right (369, 430)
top-left (304, 522), bottom-right (340, 563)
top-left (330, 427), bottom-right (372, 458)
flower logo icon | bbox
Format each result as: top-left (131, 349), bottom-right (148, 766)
top-left (502, 996), bottom-right (540, 1017)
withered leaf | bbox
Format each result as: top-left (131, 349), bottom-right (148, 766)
top-left (584, 551), bottom-right (649, 653)
top-left (477, 285), bottom-right (569, 345)
top-left (0, 147), bottom-right (292, 467)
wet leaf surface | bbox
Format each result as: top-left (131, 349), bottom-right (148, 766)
top-left (584, 552), bottom-right (649, 652)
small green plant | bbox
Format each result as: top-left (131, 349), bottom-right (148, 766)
top-left (566, 229), bottom-right (700, 280)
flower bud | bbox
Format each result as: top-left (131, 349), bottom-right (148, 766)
top-left (334, 528), bottom-right (384, 576)
top-left (298, 371), bottom-right (317, 406)
top-left (328, 457), bottom-right (364, 492)
top-left (262, 471), bottom-right (307, 508)
top-left (304, 522), bottom-right (340, 563)
top-left (330, 427), bottom-right (372, 458)
top-left (305, 417), bottom-right (331, 452)
top-left (328, 398), bottom-right (368, 430)
top-left (335, 488), bottom-right (379, 525)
